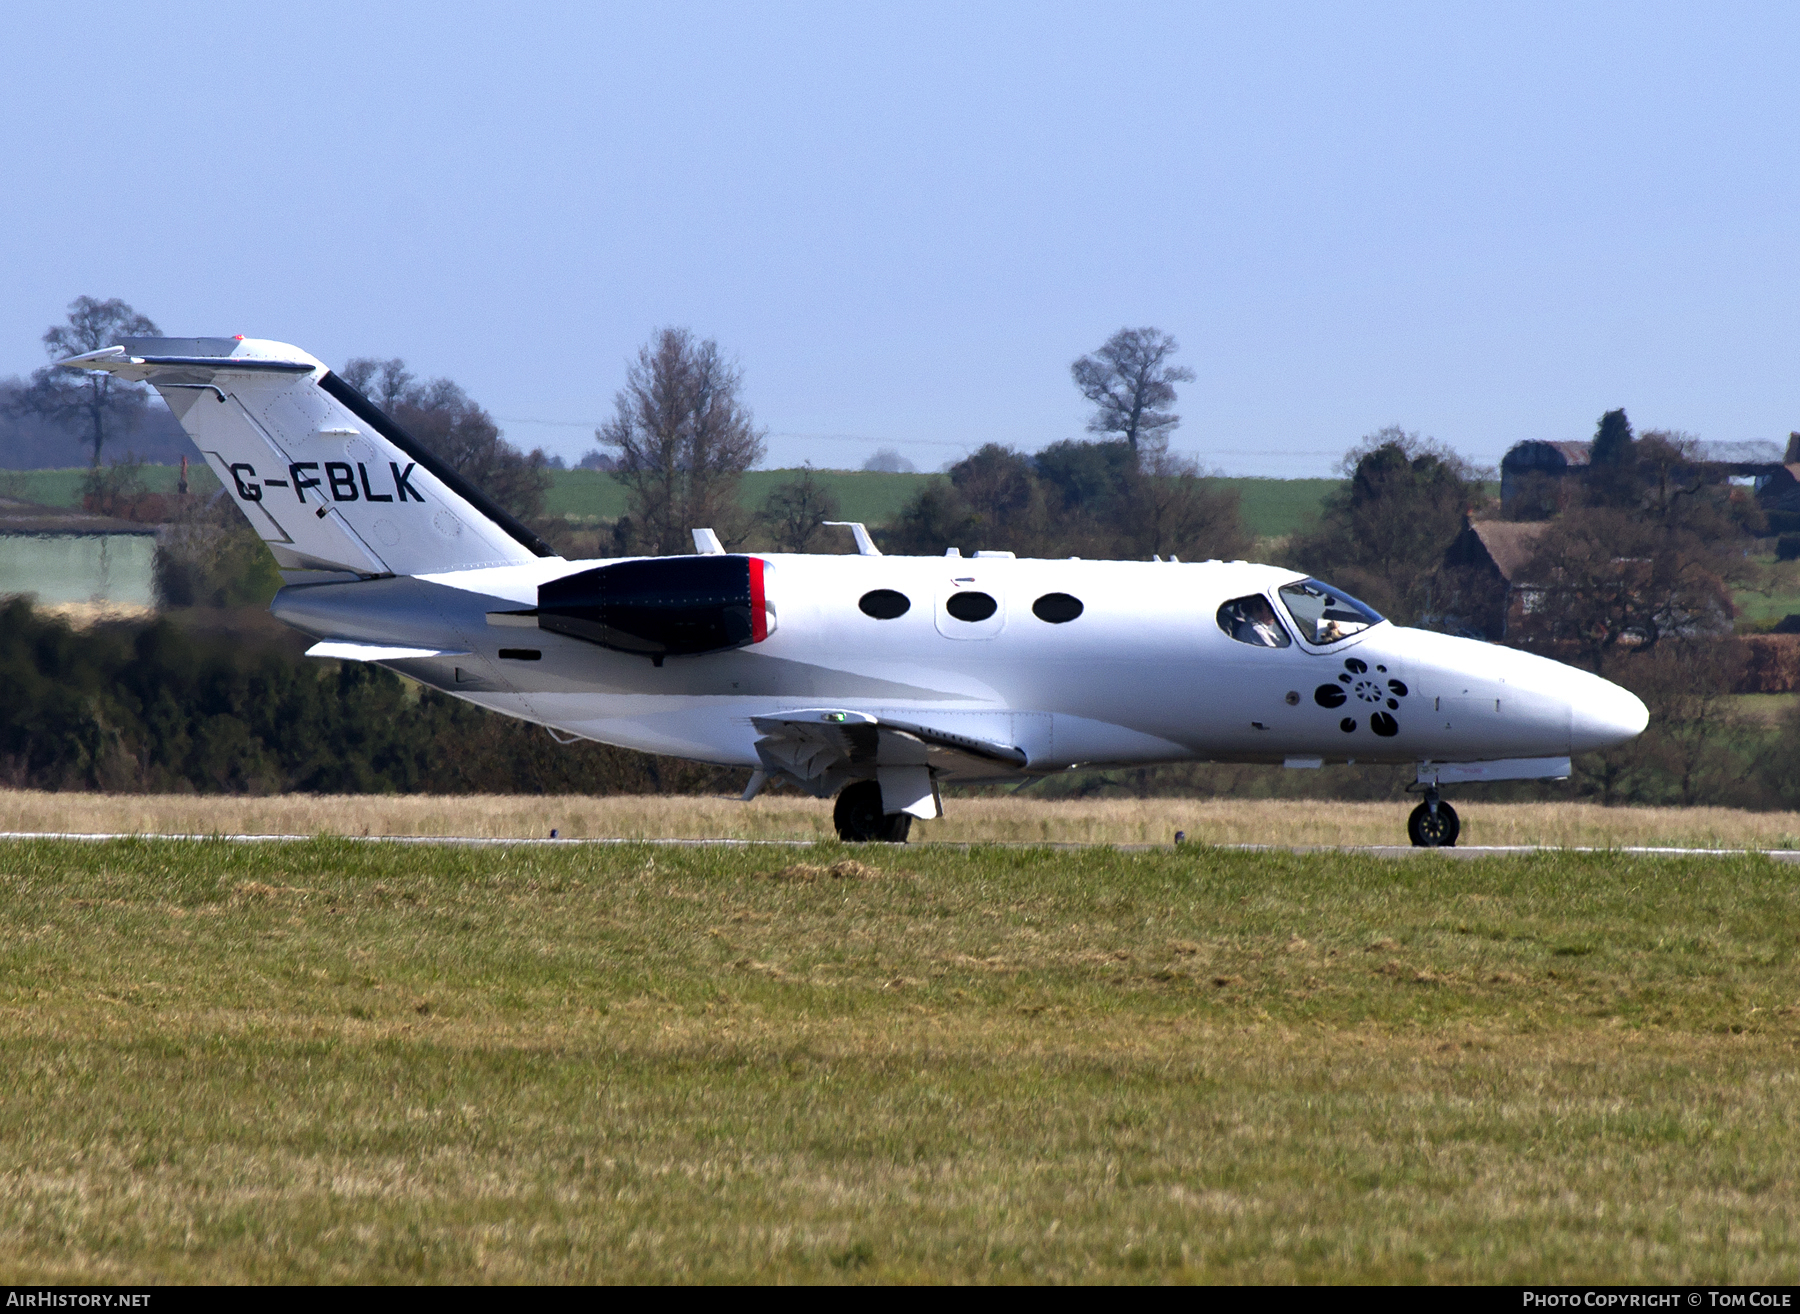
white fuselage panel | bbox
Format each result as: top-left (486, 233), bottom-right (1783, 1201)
top-left (272, 552), bottom-right (1644, 775)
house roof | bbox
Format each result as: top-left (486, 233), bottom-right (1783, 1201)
top-left (0, 497), bottom-right (159, 536)
top-left (1693, 439), bottom-right (1785, 464)
top-left (1464, 519), bottom-right (1551, 581)
top-left (1502, 440), bottom-right (1593, 471)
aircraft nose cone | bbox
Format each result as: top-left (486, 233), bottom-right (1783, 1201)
top-left (1569, 675), bottom-right (1649, 752)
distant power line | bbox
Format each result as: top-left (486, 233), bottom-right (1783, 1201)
top-left (765, 431), bottom-right (975, 449)
top-left (500, 419), bottom-right (1396, 464)
top-left (495, 418), bottom-right (1372, 463)
top-left (496, 419), bottom-right (978, 450)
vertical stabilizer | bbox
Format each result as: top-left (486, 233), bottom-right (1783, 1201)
top-left (60, 338), bottom-right (555, 577)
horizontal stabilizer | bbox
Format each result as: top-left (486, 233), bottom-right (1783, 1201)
top-left (55, 344), bottom-right (315, 378)
top-left (306, 641), bottom-right (470, 662)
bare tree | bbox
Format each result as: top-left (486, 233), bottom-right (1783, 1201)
top-left (885, 480), bottom-right (983, 556)
top-left (862, 447), bottom-right (916, 473)
top-left (340, 357), bottom-right (415, 411)
top-left (950, 443), bottom-right (1049, 553)
top-left (1576, 643), bottom-right (1745, 806)
top-left (885, 435), bottom-right (1249, 561)
top-left (758, 465), bottom-right (841, 552)
top-left (1633, 429), bottom-right (1766, 539)
top-left (154, 490), bottom-right (284, 609)
top-left (599, 328), bottom-right (766, 555)
top-left (1286, 427), bottom-right (1488, 623)
top-left (340, 357), bottom-right (551, 522)
top-left (1116, 443), bottom-right (1252, 562)
top-left (1070, 327), bottom-right (1195, 455)
top-left (9, 296), bottom-right (161, 466)
top-left (1511, 508), bottom-right (1741, 672)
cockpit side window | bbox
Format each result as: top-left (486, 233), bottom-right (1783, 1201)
top-left (1217, 593), bottom-right (1292, 648)
top-left (1277, 578), bottom-right (1384, 645)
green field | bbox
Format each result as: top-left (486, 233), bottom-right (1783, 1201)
top-left (548, 472), bottom-right (1338, 541)
top-left (13, 466), bottom-right (1335, 542)
top-left (2, 465), bottom-right (220, 507)
top-left (2, 837), bottom-right (1796, 1283)
top-left (543, 467), bottom-right (944, 528)
top-left (1215, 477), bottom-right (1335, 540)
top-left (1735, 554), bottom-right (1800, 630)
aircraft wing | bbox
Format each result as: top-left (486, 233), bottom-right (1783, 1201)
top-left (748, 710), bottom-right (1029, 813)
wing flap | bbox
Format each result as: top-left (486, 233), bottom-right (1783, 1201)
top-left (749, 710), bottom-right (1027, 798)
top-left (306, 641), bottom-right (470, 661)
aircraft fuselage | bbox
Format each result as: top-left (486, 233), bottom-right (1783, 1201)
top-left (270, 552), bottom-right (1645, 776)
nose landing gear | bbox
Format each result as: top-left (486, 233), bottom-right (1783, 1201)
top-left (833, 780), bottom-right (913, 844)
top-left (1407, 789), bottom-right (1460, 848)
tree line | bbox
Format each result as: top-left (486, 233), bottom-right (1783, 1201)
top-left (11, 300), bottom-right (1250, 602)
top-left (0, 598), bottom-right (727, 797)
top-left (583, 323), bottom-right (1253, 564)
top-left (8, 299), bottom-right (1251, 568)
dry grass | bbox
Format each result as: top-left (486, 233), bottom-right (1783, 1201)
top-left (1, 837), bottom-right (1797, 1283)
top-left (32, 600), bottom-right (157, 628)
top-left (7, 789), bottom-right (1800, 850)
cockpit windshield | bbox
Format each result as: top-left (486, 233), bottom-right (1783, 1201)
top-left (1277, 578), bottom-right (1384, 645)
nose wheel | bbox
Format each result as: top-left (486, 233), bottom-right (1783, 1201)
top-left (833, 780), bottom-right (913, 844)
top-left (1407, 792), bottom-right (1460, 848)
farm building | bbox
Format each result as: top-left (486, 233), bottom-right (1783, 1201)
top-left (1500, 435), bottom-right (1792, 521)
top-left (0, 497), bottom-right (160, 618)
top-left (1438, 518), bottom-right (1551, 640)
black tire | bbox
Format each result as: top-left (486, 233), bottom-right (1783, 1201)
top-left (1407, 799), bottom-right (1461, 848)
top-left (833, 781), bottom-right (913, 843)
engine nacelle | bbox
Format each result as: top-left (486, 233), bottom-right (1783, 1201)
top-left (535, 555), bottom-right (774, 660)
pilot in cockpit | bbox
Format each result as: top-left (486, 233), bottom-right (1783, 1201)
top-left (1220, 594), bottom-right (1290, 648)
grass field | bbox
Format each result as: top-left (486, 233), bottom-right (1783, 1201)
top-left (12, 791), bottom-right (1800, 851)
top-left (0, 835), bottom-right (1796, 1283)
top-left (2, 465), bottom-right (221, 507)
top-left (1215, 477), bottom-right (1335, 540)
top-left (542, 468), bottom-right (945, 530)
top-left (543, 471), bottom-right (1342, 543)
top-left (1737, 555), bottom-right (1800, 630)
top-left (16, 465), bottom-right (1338, 543)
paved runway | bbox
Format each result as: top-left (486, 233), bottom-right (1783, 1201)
top-left (2, 831), bottom-right (1796, 859)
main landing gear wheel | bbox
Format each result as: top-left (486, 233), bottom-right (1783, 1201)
top-left (1408, 794), bottom-right (1460, 848)
top-left (833, 780), bottom-right (912, 844)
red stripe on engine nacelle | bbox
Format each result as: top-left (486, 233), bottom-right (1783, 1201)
top-left (748, 556), bottom-right (768, 643)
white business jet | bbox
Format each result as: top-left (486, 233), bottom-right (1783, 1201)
top-left (61, 338), bottom-right (1648, 846)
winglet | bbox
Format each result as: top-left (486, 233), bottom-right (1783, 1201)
top-left (822, 521), bottom-right (881, 556)
top-left (691, 527), bottom-right (725, 555)
top-left (55, 346), bottom-right (129, 370)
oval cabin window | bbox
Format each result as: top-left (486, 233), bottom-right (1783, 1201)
top-left (944, 591), bottom-right (998, 623)
top-left (858, 588), bottom-right (911, 620)
top-left (1032, 592), bottom-right (1084, 624)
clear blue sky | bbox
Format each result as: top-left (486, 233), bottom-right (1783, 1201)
top-left (3, 3), bottom-right (1797, 476)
